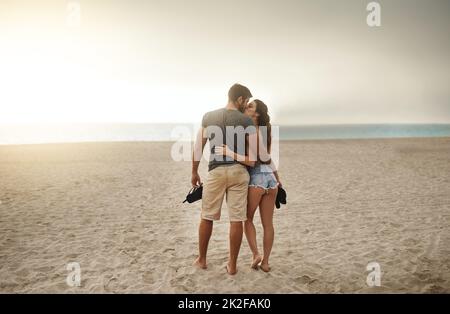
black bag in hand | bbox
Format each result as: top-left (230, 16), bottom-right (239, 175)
top-left (183, 185), bottom-right (203, 204)
top-left (275, 186), bottom-right (287, 209)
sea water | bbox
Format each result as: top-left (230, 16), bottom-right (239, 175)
top-left (0, 123), bottom-right (449, 145)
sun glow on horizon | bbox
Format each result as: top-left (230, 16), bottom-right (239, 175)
top-left (0, 34), bottom-right (226, 125)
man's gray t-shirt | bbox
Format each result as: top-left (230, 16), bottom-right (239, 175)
top-left (202, 108), bottom-right (255, 172)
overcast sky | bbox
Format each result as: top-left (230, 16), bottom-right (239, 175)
top-left (0, 0), bottom-right (449, 124)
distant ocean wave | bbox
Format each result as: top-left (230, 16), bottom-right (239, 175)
top-left (280, 124), bottom-right (450, 140)
top-left (0, 123), bottom-right (449, 145)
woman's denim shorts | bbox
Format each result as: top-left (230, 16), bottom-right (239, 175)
top-left (248, 164), bottom-right (278, 191)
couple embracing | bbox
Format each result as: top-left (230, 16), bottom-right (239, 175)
top-left (191, 83), bottom-right (282, 275)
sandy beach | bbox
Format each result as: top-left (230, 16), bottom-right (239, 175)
top-left (0, 138), bottom-right (449, 293)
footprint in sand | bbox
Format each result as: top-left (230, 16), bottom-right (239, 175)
top-left (295, 275), bottom-right (317, 285)
top-left (103, 276), bottom-right (119, 291)
top-left (142, 272), bottom-right (155, 284)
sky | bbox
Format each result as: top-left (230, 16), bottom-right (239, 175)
top-left (0, 0), bottom-right (449, 125)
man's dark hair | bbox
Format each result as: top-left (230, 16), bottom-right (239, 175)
top-left (228, 83), bottom-right (252, 102)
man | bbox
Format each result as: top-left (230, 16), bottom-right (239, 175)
top-left (191, 83), bottom-right (257, 275)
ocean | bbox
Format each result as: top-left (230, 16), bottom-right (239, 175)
top-left (0, 123), bottom-right (449, 145)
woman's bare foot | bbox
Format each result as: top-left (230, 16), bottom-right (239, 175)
top-left (193, 257), bottom-right (207, 269)
top-left (251, 254), bottom-right (262, 269)
top-left (260, 262), bottom-right (271, 272)
top-left (226, 263), bottom-right (237, 275)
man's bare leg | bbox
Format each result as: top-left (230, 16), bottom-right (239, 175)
top-left (194, 218), bottom-right (213, 269)
top-left (227, 221), bottom-right (243, 275)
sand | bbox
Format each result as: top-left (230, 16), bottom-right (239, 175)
top-left (0, 138), bottom-right (449, 293)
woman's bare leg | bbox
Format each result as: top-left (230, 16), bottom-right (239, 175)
top-left (259, 188), bottom-right (277, 272)
top-left (244, 187), bottom-right (264, 268)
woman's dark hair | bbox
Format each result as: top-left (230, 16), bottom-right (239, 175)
top-left (253, 99), bottom-right (272, 155)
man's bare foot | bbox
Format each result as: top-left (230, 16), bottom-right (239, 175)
top-left (251, 255), bottom-right (262, 269)
top-left (193, 257), bottom-right (207, 269)
top-left (226, 263), bottom-right (237, 275)
top-left (260, 263), bottom-right (271, 272)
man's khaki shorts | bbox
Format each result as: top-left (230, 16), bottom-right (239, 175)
top-left (201, 164), bottom-right (250, 222)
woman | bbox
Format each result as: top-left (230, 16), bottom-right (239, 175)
top-left (215, 99), bottom-right (281, 272)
